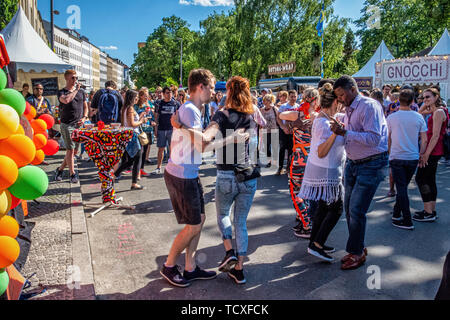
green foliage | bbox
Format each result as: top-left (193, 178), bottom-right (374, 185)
top-left (0, 0), bottom-right (17, 31)
top-left (355, 0), bottom-right (449, 67)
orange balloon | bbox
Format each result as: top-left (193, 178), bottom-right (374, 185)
top-left (31, 119), bottom-right (47, 134)
top-left (0, 134), bottom-right (36, 168)
top-left (15, 125), bottom-right (25, 135)
top-left (33, 134), bottom-right (48, 150)
top-left (0, 216), bottom-right (19, 238)
top-left (0, 236), bottom-right (20, 268)
top-left (25, 106), bottom-right (36, 121)
top-left (0, 155), bottom-right (19, 191)
top-left (31, 149), bottom-right (45, 165)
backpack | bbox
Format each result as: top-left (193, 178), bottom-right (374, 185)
top-left (98, 89), bottom-right (119, 124)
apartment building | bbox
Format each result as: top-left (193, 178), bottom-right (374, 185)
top-left (99, 51), bottom-right (108, 89)
top-left (18, 0), bottom-right (49, 45)
top-left (43, 21), bottom-right (69, 64)
top-left (91, 45), bottom-right (101, 91)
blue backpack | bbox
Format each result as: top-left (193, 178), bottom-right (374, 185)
top-left (98, 89), bottom-right (119, 124)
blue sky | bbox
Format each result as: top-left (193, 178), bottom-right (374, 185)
top-left (37, 0), bottom-right (366, 67)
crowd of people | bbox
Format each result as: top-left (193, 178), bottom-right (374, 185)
top-left (47, 68), bottom-right (449, 293)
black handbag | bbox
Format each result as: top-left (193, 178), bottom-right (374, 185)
top-left (234, 164), bottom-right (261, 183)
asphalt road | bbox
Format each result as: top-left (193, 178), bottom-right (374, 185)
top-left (77, 152), bottom-right (449, 300)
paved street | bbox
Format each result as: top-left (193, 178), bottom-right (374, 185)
top-left (71, 150), bottom-right (449, 300)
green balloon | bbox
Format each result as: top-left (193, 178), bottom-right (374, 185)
top-left (0, 88), bottom-right (26, 117)
top-left (8, 166), bottom-right (49, 201)
top-left (0, 269), bottom-right (8, 296)
top-left (0, 69), bottom-right (6, 91)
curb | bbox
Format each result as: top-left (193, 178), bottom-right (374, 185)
top-left (69, 162), bottom-right (96, 300)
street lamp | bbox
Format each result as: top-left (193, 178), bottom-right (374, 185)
top-left (177, 38), bottom-right (183, 88)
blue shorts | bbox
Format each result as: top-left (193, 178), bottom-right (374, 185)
top-left (157, 130), bottom-right (173, 148)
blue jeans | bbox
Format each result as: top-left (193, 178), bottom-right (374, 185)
top-left (216, 170), bottom-right (257, 257)
top-left (390, 159), bottom-right (419, 223)
top-left (344, 154), bottom-right (388, 255)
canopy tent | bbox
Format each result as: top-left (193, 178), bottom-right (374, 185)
top-left (1, 7), bottom-right (72, 73)
top-left (428, 28), bottom-right (450, 56)
top-left (353, 41), bottom-right (395, 79)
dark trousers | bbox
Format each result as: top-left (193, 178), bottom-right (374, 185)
top-left (415, 155), bottom-right (441, 203)
top-left (436, 251), bottom-right (450, 300)
top-left (310, 199), bottom-right (343, 247)
top-left (390, 159), bottom-right (419, 223)
top-left (115, 149), bottom-right (143, 184)
top-left (279, 130), bottom-right (293, 170)
top-left (141, 144), bottom-right (150, 170)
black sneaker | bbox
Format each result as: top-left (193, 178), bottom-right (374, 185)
top-left (415, 210), bottom-right (438, 219)
top-left (218, 250), bottom-right (238, 273)
top-left (294, 227), bottom-right (311, 239)
top-left (392, 220), bottom-right (415, 230)
top-left (228, 268), bottom-right (246, 284)
top-left (323, 245), bottom-right (336, 254)
top-left (54, 169), bottom-right (63, 182)
top-left (392, 211), bottom-right (402, 221)
top-left (292, 221), bottom-right (303, 232)
top-left (70, 173), bottom-right (79, 184)
top-left (160, 265), bottom-right (191, 288)
top-left (413, 211), bottom-right (437, 222)
top-left (307, 243), bottom-right (334, 262)
top-left (183, 266), bottom-right (217, 282)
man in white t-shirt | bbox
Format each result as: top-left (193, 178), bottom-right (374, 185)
top-left (160, 69), bottom-right (217, 288)
top-left (387, 89), bottom-right (428, 230)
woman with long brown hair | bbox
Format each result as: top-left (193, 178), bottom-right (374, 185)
top-left (414, 88), bottom-right (448, 222)
top-left (171, 76), bottom-right (257, 285)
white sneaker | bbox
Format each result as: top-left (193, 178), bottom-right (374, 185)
top-left (152, 168), bottom-right (162, 175)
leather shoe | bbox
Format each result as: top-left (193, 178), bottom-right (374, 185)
top-left (341, 248), bottom-right (368, 263)
top-left (341, 254), bottom-right (366, 270)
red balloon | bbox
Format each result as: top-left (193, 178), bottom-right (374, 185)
top-left (39, 114), bottom-right (55, 130)
top-left (41, 139), bottom-right (59, 156)
top-left (10, 194), bottom-right (21, 210)
top-left (24, 102), bottom-right (31, 116)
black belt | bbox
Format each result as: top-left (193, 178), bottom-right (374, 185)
top-left (349, 152), bottom-right (388, 165)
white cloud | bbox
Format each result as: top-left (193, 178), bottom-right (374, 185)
top-left (179, 0), bottom-right (234, 6)
top-left (99, 46), bottom-right (118, 51)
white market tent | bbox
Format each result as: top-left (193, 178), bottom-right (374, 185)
top-left (1, 7), bottom-right (72, 73)
top-left (353, 40), bottom-right (395, 79)
top-left (428, 28), bottom-right (450, 56)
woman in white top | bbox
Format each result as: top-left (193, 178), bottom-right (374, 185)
top-left (114, 90), bottom-right (148, 190)
top-left (298, 83), bottom-right (346, 262)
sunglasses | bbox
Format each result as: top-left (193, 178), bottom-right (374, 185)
top-left (72, 76), bottom-right (78, 80)
top-left (423, 95), bottom-right (433, 99)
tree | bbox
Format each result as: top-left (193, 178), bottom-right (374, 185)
top-left (355, 0), bottom-right (449, 68)
top-left (0, 0), bottom-right (17, 31)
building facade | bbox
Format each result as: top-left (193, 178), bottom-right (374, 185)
top-left (99, 51), bottom-right (108, 89)
top-left (18, 0), bottom-right (49, 45)
top-left (91, 45), bottom-right (101, 91)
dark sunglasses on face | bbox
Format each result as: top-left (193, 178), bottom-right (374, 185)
top-left (423, 96), bottom-right (433, 99)
top-left (72, 77), bottom-right (78, 80)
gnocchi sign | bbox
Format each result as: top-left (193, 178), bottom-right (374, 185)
top-left (379, 56), bottom-right (449, 84)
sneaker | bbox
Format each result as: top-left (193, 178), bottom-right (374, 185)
top-left (70, 173), bottom-right (79, 184)
top-left (160, 265), bottom-right (191, 288)
top-left (392, 220), bottom-right (415, 230)
top-left (292, 221), bottom-right (303, 232)
top-left (322, 245), bottom-right (336, 254)
top-left (294, 227), bottom-right (311, 239)
top-left (54, 169), bottom-right (63, 182)
top-left (140, 170), bottom-right (150, 177)
top-left (152, 168), bottom-right (162, 175)
top-left (228, 268), bottom-right (246, 285)
top-left (392, 212), bottom-right (402, 221)
top-left (218, 250), bottom-right (238, 273)
top-left (183, 266), bottom-right (217, 282)
top-left (308, 243), bottom-right (334, 262)
top-left (124, 170), bottom-right (132, 175)
top-left (413, 211), bottom-right (437, 222)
